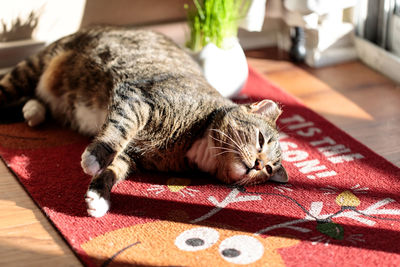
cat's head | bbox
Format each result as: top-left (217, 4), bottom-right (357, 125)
top-left (210, 100), bottom-right (288, 185)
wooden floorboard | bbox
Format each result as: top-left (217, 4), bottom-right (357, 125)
top-left (0, 160), bottom-right (82, 267)
top-left (1, 47), bottom-right (399, 266)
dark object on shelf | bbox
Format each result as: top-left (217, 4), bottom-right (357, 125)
top-left (289, 26), bottom-right (306, 62)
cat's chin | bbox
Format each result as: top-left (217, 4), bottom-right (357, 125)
top-left (225, 162), bottom-right (270, 185)
top-left (227, 162), bottom-right (248, 181)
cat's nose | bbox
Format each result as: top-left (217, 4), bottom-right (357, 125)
top-left (254, 159), bottom-right (264, 170)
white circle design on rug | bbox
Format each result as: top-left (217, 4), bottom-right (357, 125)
top-left (175, 227), bottom-right (220, 252)
top-left (219, 235), bottom-right (264, 264)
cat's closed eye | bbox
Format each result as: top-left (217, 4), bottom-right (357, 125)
top-left (258, 131), bottom-right (265, 149)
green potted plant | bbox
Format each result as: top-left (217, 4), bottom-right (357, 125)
top-left (185, 0), bottom-right (252, 98)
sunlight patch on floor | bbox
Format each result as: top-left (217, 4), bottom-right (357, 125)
top-left (304, 93), bottom-right (374, 121)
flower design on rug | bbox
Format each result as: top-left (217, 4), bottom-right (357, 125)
top-left (320, 184), bottom-right (369, 195)
top-left (235, 184), bottom-right (400, 246)
top-left (147, 177), bottom-right (200, 197)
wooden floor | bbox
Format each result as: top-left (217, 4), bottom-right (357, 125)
top-left (1, 47), bottom-right (399, 266)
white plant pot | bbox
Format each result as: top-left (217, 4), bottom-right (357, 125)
top-left (193, 38), bottom-right (248, 98)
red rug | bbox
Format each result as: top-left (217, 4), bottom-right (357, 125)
top-left (1, 67), bottom-right (400, 266)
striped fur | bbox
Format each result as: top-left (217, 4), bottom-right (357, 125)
top-left (0, 26), bottom-right (287, 217)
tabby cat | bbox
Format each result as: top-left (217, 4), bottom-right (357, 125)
top-left (0, 26), bottom-right (288, 217)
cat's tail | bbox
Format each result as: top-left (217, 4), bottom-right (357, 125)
top-left (0, 53), bottom-right (45, 107)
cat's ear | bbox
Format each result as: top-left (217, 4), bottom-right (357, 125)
top-left (269, 165), bottom-right (289, 183)
top-left (248, 100), bottom-right (282, 123)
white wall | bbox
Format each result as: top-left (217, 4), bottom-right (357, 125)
top-left (0, 0), bottom-right (86, 43)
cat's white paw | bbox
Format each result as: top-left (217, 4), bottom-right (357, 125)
top-left (22, 99), bottom-right (46, 127)
top-left (85, 190), bottom-right (110, 217)
top-left (81, 150), bottom-right (100, 176)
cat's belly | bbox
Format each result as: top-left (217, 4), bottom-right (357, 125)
top-left (136, 152), bottom-right (188, 173)
top-left (127, 142), bottom-right (191, 173)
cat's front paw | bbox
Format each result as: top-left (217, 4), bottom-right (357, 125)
top-left (85, 190), bottom-right (110, 217)
top-left (81, 150), bottom-right (101, 176)
top-left (81, 142), bottom-right (115, 176)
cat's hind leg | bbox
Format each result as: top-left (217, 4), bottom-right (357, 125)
top-left (81, 83), bottom-right (151, 176)
top-left (85, 151), bottom-right (133, 217)
top-left (22, 99), bottom-right (46, 126)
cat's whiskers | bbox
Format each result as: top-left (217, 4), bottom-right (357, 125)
top-left (237, 143), bottom-right (253, 165)
top-left (235, 175), bottom-right (254, 186)
top-left (209, 130), bottom-right (252, 165)
top-left (229, 125), bottom-right (258, 169)
top-left (229, 125), bottom-right (245, 148)
top-left (216, 129), bottom-right (250, 164)
top-left (209, 134), bottom-right (237, 150)
top-left (226, 128), bottom-right (243, 156)
top-left (208, 145), bottom-right (240, 157)
top-left (236, 171), bottom-right (264, 186)
top-left (214, 150), bottom-right (241, 157)
top-left (209, 146), bottom-right (237, 152)
top-left (228, 125), bottom-right (252, 162)
top-left (210, 129), bottom-right (242, 151)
